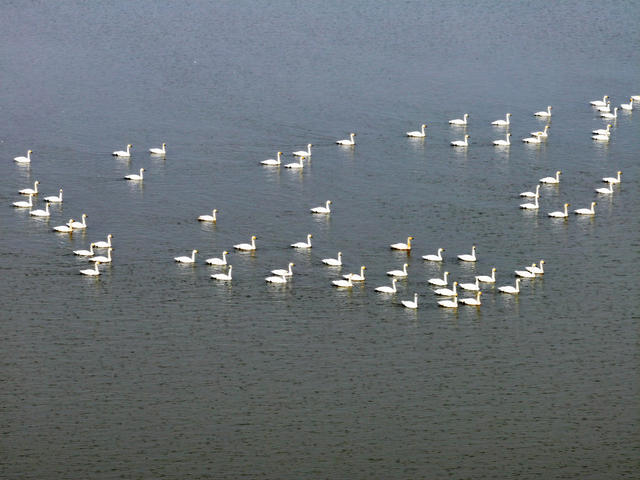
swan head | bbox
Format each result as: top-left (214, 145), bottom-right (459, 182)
top-left (591, 201), bottom-right (597, 207)
top-left (28, 149), bottom-right (33, 154)
top-left (213, 209), bottom-right (218, 214)
top-left (251, 235), bottom-right (257, 240)
top-left (193, 249), bottom-right (198, 253)
top-left (422, 124), bottom-right (427, 128)
top-left (539, 260), bottom-right (545, 265)
top-left (506, 113), bottom-right (511, 117)
top-left (308, 144), bottom-right (313, 147)
top-left (556, 170), bottom-right (562, 175)
top-left (307, 234), bottom-right (313, 240)
top-left (128, 144), bottom-right (133, 148)
top-left (223, 250), bottom-right (228, 254)
top-left (162, 143), bottom-right (166, 147)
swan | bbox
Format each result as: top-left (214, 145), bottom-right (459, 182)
top-left (493, 133), bottom-right (511, 146)
top-left (93, 234), bottom-right (113, 248)
top-left (476, 267), bottom-right (497, 283)
top-left (206, 251), bottom-right (229, 265)
top-left (124, 168), bottom-right (144, 180)
top-left (14, 150), bottom-right (33, 164)
top-left (451, 134), bottom-right (470, 147)
top-left (491, 113), bottom-right (511, 126)
top-left (322, 252), bottom-right (342, 266)
top-left (402, 293), bottom-right (419, 309)
top-left (520, 185), bottom-right (540, 198)
top-left (592, 134), bottom-right (610, 142)
top-left (525, 260), bottom-right (545, 275)
top-left (602, 171), bottom-right (622, 184)
top-left (113, 144), bottom-right (132, 157)
top-left (44, 189), bottom-right (63, 203)
top-left (592, 124), bottom-right (612, 136)
top-left (406, 124), bottom-right (427, 137)
top-left (590, 95), bottom-right (609, 107)
top-left (19, 180), bottom-right (39, 195)
top-left (375, 278), bottom-right (397, 293)
top-left (29, 202), bottom-right (50, 217)
top-left (310, 200), bottom-right (331, 214)
top-left (261, 151), bottom-right (283, 166)
top-left (519, 196), bottom-right (539, 210)
top-left (522, 135), bottom-right (542, 144)
top-left (271, 262), bottom-right (294, 277)
top-left (632, 95), bottom-right (640, 101)
top-left (387, 263), bottom-right (408, 278)
top-left (90, 247), bottom-right (112, 263)
top-left (80, 261), bottom-right (101, 276)
top-left (515, 265), bottom-right (537, 278)
top-left (459, 291), bottom-right (482, 306)
top-left (449, 113), bottom-right (469, 125)
top-left (343, 266), bottom-right (366, 281)
top-left (600, 107), bottom-right (618, 119)
top-left (69, 214), bottom-right (88, 229)
top-left (620, 98), bottom-right (634, 111)
top-left (458, 245), bottom-right (477, 262)
top-left (53, 219), bottom-right (74, 233)
top-left (332, 276), bottom-right (353, 288)
top-left (596, 102), bottom-right (611, 113)
top-left (422, 248), bottom-right (444, 262)
top-left (234, 235), bottom-right (257, 251)
top-left (428, 271), bottom-right (449, 286)
top-left (12, 194), bottom-right (33, 208)
top-left (336, 133), bottom-right (356, 146)
top-left (174, 249), bottom-right (198, 263)
top-left (211, 265), bottom-right (232, 281)
top-left (198, 209), bottom-right (218, 222)
top-left (293, 144), bottom-right (312, 157)
top-left (548, 203), bottom-right (570, 218)
top-left (531, 125), bottom-right (550, 137)
top-left (284, 156), bottom-right (305, 169)
top-left (498, 278), bottom-right (520, 294)
top-left (534, 106), bottom-right (552, 117)
top-left (574, 201), bottom-right (596, 215)
top-left (434, 281), bottom-right (458, 297)
top-left (74, 243), bottom-right (95, 257)
top-left (459, 278), bottom-right (480, 291)
top-left (437, 295), bottom-right (457, 309)
top-left (540, 170), bottom-right (561, 184)
top-left (291, 234), bottom-right (312, 249)
top-left (390, 236), bottom-right (413, 251)
top-left (149, 143), bottom-right (166, 155)
top-left (265, 273), bottom-right (288, 284)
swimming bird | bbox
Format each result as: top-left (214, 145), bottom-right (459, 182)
top-left (515, 265), bottom-right (537, 278)
top-left (434, 281), bottom-right (458, 297)
top-left (540, 171), bottom-right (561, 184)
top-left (198, 209), bottom-right (218, 222)
top-left (90, 247), bottom-right (112, 264)
top-left (491, 113), bottom-right (511, 126)
top-left (534, 106), bottom-right (552, 117)
top-left (310, 200), bottom-right (331, 214)
top-left (596, 102), bottom-right (611, 113)
top-left (149, 143), bottom-right (166, 155)
top-left (451, 134), bottom-right (470, 147)
top-left (422, 248), bottom-right (444, 262)
top-left (390, 236), bottom-right (413, 251)
top-left (19, 180), bottom-right (39, 195)
top-left (531, 125), bottom-right (550, 137)
top-left (211, 265), bottom-right (233, 281)
top-left (458, 246), bottom-right (477, 262)
top-left (234, 235), bottom-right (257, 251)
top-left (406, 124), bottom-right (427, 137)
top-left (437, 295), bottom-right (457, 309)
top-left (265, 273), bottom-right (288, 284)
top-left (53, 220), bottom-right (74, 233)
top-left (590, 95), bottom-right (609, 107)
top-left (69, 214), bottom-right (88, 230)
top-left (93, 234), bottom-right (113, 248)
top-left (620, 98), bottom-right (634, 111)
top-left (375, 278), bottom-right (398, 293)
top-left (124, 168), bottom-right (144, 180)
top-left (592, 134), bottom-right (610, 142)
top-left (428, 271), bottom-right (449, 286)
top-left (522, 135), bottom-right (542, 144)
top-left (74, 243), bottom-right (95, 257)
top-left (449, 113), bottom-right (469, 125)
top-left (291, 234), bottom-right (312, 249)
top-left (520, 185), bottom-right (540, 198)
top-left (284, 156), bottom-right (305, 169)
top-left (29, 202), bottom-right (50, 217)
top-left (336, 133), bottom-right (356, 146)
top-left (493, 133), bottom-right (511, 146)
top-left (206, 251), bottom-right (229, 265)
top-left (592, 124), bottom-right (612, 136)
top-left (600, 107), bottom-right (618, 119)
top-left (44, 188), bottom-right (63, 203)
top-left (387, 263), bottom-right (408, 278)
top-left (459, 278), bottom-right (480, 291)
top-left (459, 291), bottom-right (482, 306)
top-left (574, 201), bottom-right (596, 215)
top-left (332, 276), bottom-right (353, 288)
top-left (498, 278), bottom-right (520, 294)
top-left (293, 144), bottom-right (312, 157)
top-left (80, 261), bottom-right (101, 276)
top-left (548, 203), bottom-right (570, 218)
top-left (602, 171), bottom-right (622, 184)
top-left (402, 293), bottom-right (419, 309)
top-left (174, 249), bottom-right (198, 263)
top-left (519, 196), bottom-right (539, 210)
top-left (12, 194), bottom-right (33, 208)
top-left (343, 266), bottom-right (366, 281)
top-left (476, 267), bottom-right (497, 283)
top-left (261, 152), bottom-right (283, 166)
top-left (322, 252), bottom-right (342, 266)
top-left (525, 261), bottom-right (545, 275)
top-left (271, 262), bottom-right (294, 277)
top-left (632, 95), bottom-right (640, 102)
top-left (14, 150), bottom-right (33, 164)
top-left (113, 144), bottom-right (132, 157)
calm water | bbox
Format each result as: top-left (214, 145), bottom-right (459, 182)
top-left (2, 1), bottom-right (639, 478)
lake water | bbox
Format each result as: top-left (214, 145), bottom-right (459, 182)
top-left (1, 1), bottom-right (639, 478)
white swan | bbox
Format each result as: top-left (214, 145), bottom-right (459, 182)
top-left (234, 235), bottom-right (257, 251)
top-left (620, 98), bottom-right (634, 111)
top-left (476, 267), bottom-right (497, 283)
top-left (332, 276), bottom-right (353, 288)
top-left (402, 293), bottom-right (419, 309)
top-left (375, 278), bottom-right (397, 293)
top-left (113, 144), bottom-right (132, 157)
top-left (520, 185), bottom-right (540, 198)
top-left (459, 278), bottom-right (480, 291)
top-left (293, 144), bottom-right (312, 157)
top-left (519, 195), bottom-right (539, 210)
top-left (174, 249), bottom-right (198, 263)
top-left (574, 201), bottom-right (596, 215)
top-left (69, 214), bottom-right (88, 229)
top-left (534, 106), bottom-right (552, 117)
top-left (596, 102), bottom-right (611, 113)
top-left (602, 171), bottom-right (622, 184)
top-left (437, 295), bottom-right (457, 309)
top-left (29, 202), bottom-right (50, 217)
top-left (491, 113), bottom-right (511, 126)
top-left (322, 252), bottom-right (342, 266)
top-left (44, 189), bottom-right (63, 203)
top-left (12, 194), bottom-right (33, 208)
top-left (458, 245), bottom-right (477, 262)
top-left (449, 113), bottom-right (469, 125)
top-left (343, 266), bottom-right (366, 281)
top-left (387, 263), bottom-right (408, 278)
top-left (422, 248), bottom-right (444, 262)
top-left (124, 168), bottom-right (144, 180)
top-left (434, 281), bottom-right (458, 297)
top-left (198, 209), bottom-right (218, 222)
top-left (593, 124), bottom-right (612, 136)
top-left (336, 133), bottom-right (356, 146)
top-left (592, 134), bottom-right (610, 142)
top-left (284, 156), bottom-right (305, 169)
top-left (271, 262), bottom-right (294, 277)
top-left (310, 200), bottom-right (331, 214)
top-left (600, 107), bottom-right (618, 119)
top-left (93, 234), bottom-right (113, 248)
top-left (632, 95), bottom-right (640, 102)
top-left (515, 265), bottom-right (536, 278)
top-left (406, 124), bottom-right (427, 137)
top-left (428, 271), bottom-right (449, 286)
top-left (548, 203), bottom-right (570, 218)
top-left (493, 133), bottom-right (511, 146)
top-left (531, 125), bottom-right (550, 137)
top-left (540, 171), bottom-right (561, 184)
top-left (149, 143), bottom-right (166, 155)
top-left (291, 234), bottom-right (312, 249)
top-left (206, 251), bottom-right (229, 265)
top-left (451, 134), bottom-right (470, 147)
top-left (590, 95), bottom-right (609, 107)
top-left (80, 261), bottom-right (101, 276)
top-left (390, 236), bottom-right (413, 251)
top-left (74, 243), bottom-right (95, 257)
top-left (498, 278), bottom-right (520, 294)
top-left (211, 265), bottom-right (232, 281)
top-left (459, 291), bottom-right (482, 306)
top-left (14, 150), bottom-right (33, 164)
top-left (19, 180), bottom-right (39, 195)
top-left (525, 260), bottom-right (545, 274)
top-left (53, 219), bottom-right (74, 233)
top-left (265, 273), bottom-right (288, 284)
top-left (90, 248), bottom-right (112, 264)
top-left (261, 152), bottom-right (283, 166)
top-left (522, 135), bottom-right (542, 144)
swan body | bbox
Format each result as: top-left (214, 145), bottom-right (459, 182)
top-left (198, 209), bottom-right (218, 222)
top-left (271, 262), bottom-right (295, 277)
top-left (476, 268), bottom-right (497, 283)
top-left (600, 107), bottom-right (618, 119)
top-left (520, 185), bottom-right (540, 198)
top-left (343, 266), bottom-right (366, 281)
top-left (124, 168), bottom-right (144, 180)
top-left (458, 245), bottom-right (477, 262)
top-left (69, 214), bottom-right (88, 229)
top-left (620, 98), bottom-right (634, 111)
top-left (590, 95), bottom-right (609, 107)
top-left (548, 203), bottom-right (570, 218)
top-left (390, 236), bottom-right (413, 251)
top-left (491, 113), bottom-right (511, 126)
top-left (449, 113), bottom-right (469, 125)
top-left (525, 260), bottom-right (545, 275)
top-left (113, 144), bottom-right (132, 157)
top-left (174, 249), bottom-right (198, 263)
top-left (437, 295), bottom-right (457, 309)
top-left (493, 133), bottom-right (511, 146)
top-left (74, 243), bottom-right (95, 257)
top-left (534, 106), bottom-right (552, 117)
top-left (80, 261), bottom-right (101, 276)
top-left (234, 235), bottom-right (257, 251)
top-left (284, 156), bottom-right (305, 169)
top-left (265, 273), bottom-right (288, 284)
top-left (336, 133), bottom-right (356, 145)
top-left (44, 189), bottom-right (63, 203)
top-left (291, 234), bottom-right (312, 249)
top-left (520, 196), bottom-right (539, 210)
top-left (531, 125), bottom-right (550, 137)
top-left (574, 201), bottom-right (596, 215)
top-left (593, 124), bottom-right (612, 136)
top-left (540, 171), bottom-right (561, 184)
top-left (149, 143), bottom-right (166, 155)
top-left (422, 248), bottom-right (444, 262)
top-left (19, 180), bottom-right (39, 195)
top-left (12, 194), bottom-right (33, 208)
top-left (93, 234), bottom-right (113, 248)
top-left (261, 152), bottom-right (283, 166)
top-left (310, 200), bottom-right (331, 214)
top-left (29, 202), bottom-right (50, 217)
top-left (522, 135), bottom-right (542, 143)
top-left (387, 263), bottom-right (408, 278)
top-left (602, 171), bottom-right (622, 184)
top-left (293, 144), bottom-right (312, 157)
top-left (596, 102), bottom-right (611, 113)
top-left (211, 265), bottom-right (232, 281)
top-left (332, 277), bottom-right (353, 288)
top-left (498, 278), bottom-right (520, 294)
top-left (90, 248), bottom-right (112, 263)
top-left (53, 220), bottom-right (74, 233)
top-left (375, 278), bottom-right (397, 293)
top-left (459, 278), bottom-right (480, 291)
top-left (459, 291), bottom-right (482, 306)
top-left (402, 293), bottom-right (419, 309)
top-left (632, 95), bottom-right (640, 102)
top-left (428, 271), bottom-right (449, 287)
top-left (592, 134), bottom-right (610, 141)
top-left (451, 135), bottom-right (470, 147)
top-left (434, 281), bottom-right (458, 297)
top-left (322, 252), bottom-right (342, 266)
top-left (515, 265), bottom-right (537, 278)
top-left (206, 251), bottom-right (229, 265)
top-left (407, 124), bottom-right (427, 137)
top-left (14, 149), bottom-right (33, 164)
